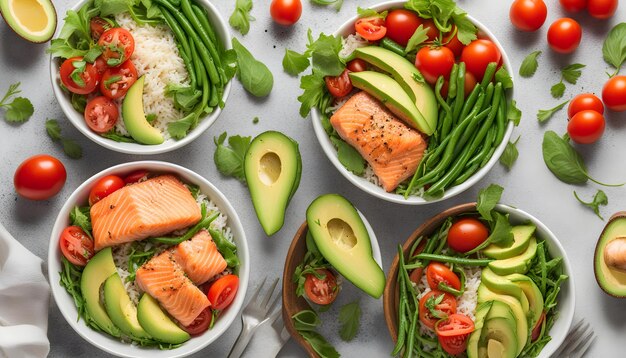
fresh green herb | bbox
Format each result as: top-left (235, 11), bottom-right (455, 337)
top-left (59, 257), bottom-right (89, 323)
top-left (551, 64), bottom-right (585, 98)
top-left (330, 137), bottom-right (365, 175)
top-left (232, 38), bottom-right (273, 97)
top-left (83, 46), bottom-right (103, 63)
top-left (298, 72), bottom-right (332, 117)
top-left (165, 84), bottom-right (202, 111)
top-left (404, 0), bottom-right (477, 44)
top-left (103, 75), bottom-right (123, 89)
top-left (70, 206), bottom-right (93, 239)
top-left (507, 99), bottom-right (522, 126)
top-left (146, 113), bottom-right (157, 123)
top-left (209, 228), bottom-right (240, 268)
top-left (356, 7), bottom-right (388, 19)
top-left (338, 300), bottom-right (361, 341)
top-left (298, 330), bottom-right (340, 358)
top-left (602, 23), bottom-right (626, 76)
top-left (71, 93), bottom-right (87, 112)
top-left (574, 190), bottom-right (608, 220)
top-left (311, 0), bottom-right (343, 11)
top-left (425, 293), bottom-right (447, 319)
top-left (465, 211), bottom-right (514, 255)
top-left (405, 25), bottom-right (429, 53)
top-left (70, 60), bottom-right (87, 87)
top-left (293, 231), bottom-right (332, 297)
top-left (519, 50), bottom-right (541, 78)
top-left (46, 118), bottom-right (62, 141)
top-left (476, 184), bottom-right (504, 222)
top-left (167, 113), bottom-right (197, 139)
top-left (127, 242), bottom-right (157, 282)
top-left (45, 119), bottom-right (83, 159)
top-left (500, 136), bottom-right (520, 170)
top-left (292, 309), bottom-right (321, 331)
top-left (0, 82), bottom-right (34, 123)
top-left (213, 132), bottom-right (251, 183)
top-left (102, 131), bottom-right (137, 143)
top-left (229, 0), bottom-right (254, 35)
top-left (252, 116), bottom-right (259, 124)
top-left (550, 82), bottom-right (566, 99)
top-left (151, 206), bottom-right (220, 245)
top-left (495, 67), bottom-right (513, 90)
top-left (537, 100), bottom-right (568, 123)
top-left (283, 49), bottom-right (311, 76)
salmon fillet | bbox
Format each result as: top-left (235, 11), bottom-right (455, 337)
top-left (174, 230), bottom-right (227, 285)
top-left (135, 250), bottom-right (210, 326)
top-left (91, 175), bottom-right (202, 251)
top-left (330, 91), bottom-right (427, 192)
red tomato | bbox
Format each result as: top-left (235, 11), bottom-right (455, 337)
top-left (304, 269), bottom-right (338, 305)
top-left (123, 170), bottom-right (148, 184)
top-left (547, 18), bottom-right (582, 54)
top-left (443, 26), bottom-right (465, 58)
top-left (90, 17), bottom-right (112, 41)
top-left (447, 218), bottom-right (489, 253)
top-left (14, 155), bottom-right (66, 200)
top-left (94, 57), bottom-right (108, 76)
top-left (567, 110), bottom-right (605, 144)
top-left (587, 0), bottom-right (618, 19)
top-left (568, 93), bottom-right (604, 118)
top-left (531, 311), bottom-right (546, 341)
top-left (355, 16), bottom-right (387, 41)
top-left (461, 39), bottom-right (501, 80)
top-left (89, 175), bottom-right (125, 205)
top-left (270, 0), bottom-right (302, 26)
top-left (84, 96), bottom-right (119, 134)
top-left (384, 9), bottom-right (421, 47)
top-left (602, 75), bottom-right (626, 112)
top-left (409, 267), bottom-right (424, 285)
top-left (464, 72), bottom-right (478, 98)
top-left (325, 69), bottom-right (353, 98)
top-left (415, 46), bottom-right (455, 84)
top-left (421, 19), bottom-right (439, 42)
top-left (559, 0), bottom-right (588, 11)
top-left (208, 274), bottom-right (239, 310)
top-left (418, 291), bottom-right (457, 330)
top-left (100, 60), bottom-right (138, 99)
top-left (426, 262), bottom-right (461, 291)
top-left (509, 0), bottom-right (548, 32)
top-left (435, 314), bottom-right (475, 355)
top-left (98, 28), bottom-right (135, 67)
top-left (59, 226), bottom-right (95, 266)
top-left (347, 59), bottom-right (367, 72)
top-left (59, 57), bottom-right (100, 95)
top-left (181, 307), bottom-right (212, 336)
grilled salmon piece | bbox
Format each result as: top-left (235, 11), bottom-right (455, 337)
top-left (91, 175), bottom-right (202, 251)
top-left (135, 250), bottom-right (210, 326)
top-left (174, 230), bottom-right (227, 285)
top-left (330, 91), bottom-right (427, 192)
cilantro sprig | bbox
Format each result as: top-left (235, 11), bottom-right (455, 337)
top-left (0, 82), bottom-right (34, 123)
top-left (45, 119), bottom-right (83, 159)
top-left (551, 63), bottom-right (585, 98)
top-left (574, 190), bottom-right (608, 220)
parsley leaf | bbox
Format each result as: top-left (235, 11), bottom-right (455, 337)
top-left (232, 38), bottom-right (273, 97)
top-left (311, 0), bottom-right (343, 11)
top-left (476, 184), bottom-right (504, 222)
top-left (602, 23), bottom-right (626, 76)
top-left (574, 190), bottom-right (608, 220)
top-left (537, 100), bottom-right (569, 123)
top-left (507, 99), bottom-right (522, 126)
top-left (500, 136), bottom-right (520, 170)
top-left (338, 301), bottom-right (361, 341)
top-left (561, 63), bottom-right (585, 84)
top-left (45, 119), bottom-right (83, 159)
top-left (213, 132), bottom-right (251, 183)
top-left (451, 7), bottom-right (477, 45)
top-left (405, 25), bottom-right (429, 53)
top-left (519, 50), bottom-right (541, 78)
top-left (283, 49), bottom-right (311, 76)
top-left (495, 67), bottom-right (513, 90)
top-left (330, 137), bottom-right (365, 175)
top-left (309, 32), bottom-right (344, 78)
top-left (229, 0), bottom-right (254, 35)
top-left (550, 82), bottom-right (566, 98)
top-left (298, 72), bottom-right (332, 117)
top-left (0, 83), bottom-right (33, 123)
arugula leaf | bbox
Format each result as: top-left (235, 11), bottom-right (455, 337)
top-left (311, 0), bottom-right (343, 11)
top-left (550, 82), bottom-right (565, 98)
top-left (574, 190), bottom-right (608, 220)
top-left (213, 132), bottom-right (251, 183)
top-left (405, 25), bottom-right (429, 53)
top-left (338, 301), bottom-right (361, 341)
top-left (0, 83), bottom-right (33, 123)
top-left (562, 63), bottom-right (585, 84)
top-left (232, 38), bottom-right (273, 97)
top-left (476, 184), bottom-right (504, 222)
top-left (495, 67), bottom-right (513, 90)
top-left (357, 7), bottom-right (388, 19)
top-left (283, 49), bottom-right (311, 76)
top-left (70, 206), bottom-right (93, 238)
top-left (602, 23), bottom-right (626, 76)
top-left (537, 100), bottom-right (568, 123)
top-left (500, 136), bottom-right (520, 170)
top-left (45, 119), bottom-right (83, 159)
top-left (330, 137), bottom-right (365, 175)
top-left (229, 0), bottom-right (254, 35)
top-left (519, 50), bottom-right (541, 78)
top-left (298, 72), bottom-right (332, 117)
top-left (507, 99), bottom-right (522, 126)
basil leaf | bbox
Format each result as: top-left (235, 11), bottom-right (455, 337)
top-left (500, 136), bottom-right (520, 170)
top-left (487, 212), bottom-right (514, 247)
top-left (232, 38), bottom-right (273, 97)
top-left (299, 330), bottom-right (340, 358)
top-left (292, 310), bottom-right (321, 332)
top-left (213, 132), bottom-right (251, 183)
top-left (338, 300), bottom-right (361, 341)
top-left (542, 130), bottom-right (588, 184)
top-left (71, 93), bottom-right (87, 112)
top-left (309, 33), bottom-right (344, 77)
top-left (476, 184), bottom-right (504, 222)
top-left (62, 138), bottom-right (83, 159)
top-left (519, 50), bottom-right (541, 78)
top-left (602, 23), bottom-right (626, 74)
top-left (574, 190), bottom-right (608, 220)
top-left (330, 136), bottom-right (366, 175)
top-left (283, 49), bottom-right (310, 76)
top-left (311, 0), bottom-right (343, 11)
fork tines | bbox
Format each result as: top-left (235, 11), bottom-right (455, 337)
top-left (551, 319), bottom-right (596, 358)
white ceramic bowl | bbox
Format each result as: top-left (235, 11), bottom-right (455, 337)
top-left (49, 0), bottom-right (232, 155)
top-left (48, 161), bottom-right (249, 358)
top-left (312, 1), bottom-right (514, 205)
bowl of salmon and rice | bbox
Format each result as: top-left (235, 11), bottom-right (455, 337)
top-left (49, 0), bottom-right (232, 155)
top-left (308, 0), bottom-right (515, 204)
top-left (48, 161), bottom-right (249, 357)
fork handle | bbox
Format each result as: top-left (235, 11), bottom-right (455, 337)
top-left (228, 322), bottom-right (257, 358)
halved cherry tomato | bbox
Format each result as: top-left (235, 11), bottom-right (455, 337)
top-left (559, 0), bottom-right (588, 12)
top-left (447, 218), bottom-right (490, 253)
top-left (568, 93), bottom-right (604, 118)
top-left (98, 28), bottom-right (135, 67)
top-left (347, 58), bottom-right (367, 72)
top-left (123, 170), bottom-right (148, 184)
top-left (426, 262), bottom-right (461, 291)
top-left (270, 0), bottom-right (302, 26)
top-left (60, 226), bottom-right (95, 266)
top-left (461, 39), bottom-right (501, 80)
top-left (60, 57), bottom-right (100, 95)
top-left (443, 26), bottom-right (465, 58)
top-left (355, 16), bottom-right (387, 41)
top-left (384, 9), bottom-right (421, 47)
top-left (325, 69), bottom-right (353, 98)
top-left (89, 175), bottom-right (125, 205)
top-left (181, 307), bottom-right (212, 336)
top-left (94, 57), bottom-right (108, 76)
top-left (602, 75), bottom-right (626, 112)
top-left (304, 269), bottom-right (338, 305)
top-left (14, 155), bottom-right (66, 200)
top-left (100, 60), bottom-right (138, 99)
top-left (418, 290), bottom-right (457, 330)
top-left (435, 313), bottom-right (475, 355)
top-left (415, 46), bottom-right (455, 85)
top-left (587, 0), bottom-right (618, 19)
top-left (509, 0), bottom-right (548, 32)
top-left (531, 311), bottom-right (546, 341)
top-left (84, 96), bottom-right (119, 134)
top-left (208, 274), bottom-right (239, 310)
top-left (547, 18), bottom-right (582, 54)
top-left (567, 110), bottom-right (605, 144)
top-left (409, 267), bottom-right (424, 285)
top-left (90, 17), bottom-right (112, 41)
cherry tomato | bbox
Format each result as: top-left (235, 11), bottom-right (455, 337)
top-left (443, 26), bottom-right (465, 58)
top-left (270, 0), bottom-right (302, 26)
top-left (568, 93), bottom-right (604, 118)
top-left (421, 19), bottom-right (439, 42)
top-left (355, 16), bottom-right (387, 41)
top-left (89, 175), bottom-right (125, 205)
top-left (426, 262), bottom-right (461, 291)
top-left (100, 60), bottom-right (138, 99)
top-left (415, 46), bottom-right (455, 85)
top-left (59, 57), bottom-right (100, 95)
top-left (409, 268), bottom-right (424, 285)
top-left (531, 311), bottom-right (546, 341)
top-left (84, 96), bottom-right (119, 134)
top-left (587, 0), bottom-right (618, 19)
top-left (418, 290), bottom-right (457, 330)
top-left (559, 0), bottom-right (588, 12)
top-left (567, 110), bottom-right (605, 144)
top-left (94, 57), bottom-right (108, 76)
top-left (98, 28), bottom-right (135, 67)
top-left (123, 170), bottom-right (148, 184)
top-left (602, 75), bottom-right (626, 112)
top-left (14, 155), bottom-right (66, 200)
top-left (325, 69), bottom-right (353, 98)
top-left (509, 0), bottom-right (547, 32)
top-left (547, 18), bottom-right (582, 54)
top-left (384, 9), bottom-right (421, 47)
top-left (435, 314), bottom-right (475, 355)
top-left (59, 226), bottom-right (94, 266)
top-left (304, 269), bottom-right (338, 305)
top-left (447, 218), bottom-right (489, 253)
top-left (464, 72), bottom-right (478, 98)
top-left (181, 307), bottom-right (212, 336)
top-left (208, 274), bottom-right (239, 310)
top-left (90, 17), bottom-right (112, 41)
top-left (347, 59), bottom-right (367, 72)
top-left (461, 39), bottom-right (501, 80)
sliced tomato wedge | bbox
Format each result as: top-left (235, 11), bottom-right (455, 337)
top-left (181, 307), bottom-right (212, 336)
top-left (325, 69), bottom-right (352, 98)
top-left (84, 96), bottom-right (119, 134)
top-left (304, 268), bottom-right (338, 305)
top-left (355, 16), bottom-right (387, 41)
top-left (207, 274), bottom-right (239, 310)
top-left (98, 28), bottom-right (135, 67)
top-left (426, 262), bottom-right (461, 291)
top-left (435, 313), bottom-right (475, 355)
top-left (100, 60), bottom-right (138, 99)
top-left (60, 226), bottom-right (94, 266)
top-left (418, 290), bottom-right (457, 330)
top-left (59, 57), bottom-right (100, 95)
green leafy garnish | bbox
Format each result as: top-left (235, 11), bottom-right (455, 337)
top-left (71, 93), bottom-right (87, 112)
top-left (292, 309), bottom-right (321, 331)
top-left (0, 83), bottom-right (34, 123)
top-left (551, 64), bottom-right (585, 98)
top-left (574, 190), bottom-right (608, 220)
top-left (45, 119), bottom-right (83, 159)
top-left (425, 293), bottom-right (447, 319)
top-left (102, 131), bottom-right (137, 143)
top-left (500, 136), bottom-right (520, 170)
top-left (127, 242), bottom-right (157, 282)
top-left (404, 0), bottom-right (477, 44)
top-left (209, 228), bottom-right (240, 268)
top-left (213, 132), bottom-right (251, 183)
top-left (232, 38), bottom-right (273, 97)
top-left (252, 116), bottom-right (259, 124)
top-left (298, 330), bottom-right (340, 358)
top-left (519, 50), bottom-right (541, 78)
top-left (165, 84), bottom-right (202, 111)
top-left (537, 100), bottom-right (568, 123)
top-left (70, 206), bottom-right (93, 238)
top-left (356, 7), bottom-right (388, 19)
top-left (298, 72), bottom-right (332, 117)
top-left (602, 23), bottom-right (626, 76)
top-left (339, 300), bottom-right (361, 341)
top-left (507, 99), bottom-right (522, 126)
top-left (477, 184), bottom-right (504, 222)
top-left (495, 67), bottom-right (513, 90)
top-left (229, 0), bottom-right (254, 35)
top-left (405, 25), bottom-right (429, 53)
top-left (311, 0), bottom-right (343, 11)
top-left (83, 46), bottom-right (103, 63)
top-left (293, 231), bottom-right (332, 297)
top-left (283, 49), bottom-right (311, 76)
top-left (330, 137), bottom-right (365, 175)
top-left (550, 82), bottom-right (566, 99)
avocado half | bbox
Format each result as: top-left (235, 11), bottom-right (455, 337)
top-left (0, 0), bottom-right (56, 43)
top-left (594, 212), bottom-right (626, 297)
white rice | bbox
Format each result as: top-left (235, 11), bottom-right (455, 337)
top-left (339, 33), bottom-right (370, 59)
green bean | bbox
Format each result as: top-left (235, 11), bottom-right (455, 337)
top-left (480, 146), bottom-right (497, 168)
top-left (481, 82), bottom-right (495, 111)
top-left (392, 268), bottom-right (408, 356)
top-left (494, 94), bottom-right (507, 146)
top-left (447, 64), bottom-right (458, 101)
top-left (466, 125), bottom-right (496, 168)
top-left (150, 212), bottom-right (219, 245)
top-left (453, 265), bottom-right (466, 295)
top-left (452, 162), bottom-right (479, 187)
top-left (452, 62), bottom-right (466, 120)
top-left (160, 8), bottom-right (196, 88)
top-left (191, 4), bottom-right (218, 50)
top-left (480, 62), bottom-right (498, 89)
top-left (412, 253), bottom-right (493, 266)
top-left (380, 37), bottom-right (406, 56)
top-left (423, 236), bottom-right (439, 255)
top-left (434, 76), bottom-right (452, 141)
top-left (454, 106), bottom-right (490, 156)
top-left (424, 134), bottom-right (451, 169)
top-left (438, 282), bottom-right (462, 296)
top-left (458, 84), bottom-right (482, 124)
top-left (404, 308), bottom-right (419, 358)
top-left (426, 141), bottom-right (474, 197)
top-left (190, 40), bottom-right (203, 88)
top-left (409, 236), bottom-right (425, 258)
top-left (209, 83), bottom-right (219, 107)
top-left (538, 242), bottom-right (547, 294)
top-left (433, 219), bottom-right (452, 255)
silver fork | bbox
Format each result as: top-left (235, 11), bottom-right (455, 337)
top-left (228, 277), bottom-right (281, 358)
top-left (551, 319), bottom-right (596, 358)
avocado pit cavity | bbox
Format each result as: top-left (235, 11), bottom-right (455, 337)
top-left (259, 151), bottom-right (281, 185)
top-left (327, 218), bottom-right (357, 250)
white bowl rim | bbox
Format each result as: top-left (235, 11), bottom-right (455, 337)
top-left (49, 0), bottom-right (232, 155)
top-left (47, 160), bottom-right (250, 358)
top-left (311, 0), bottom-right (515, 205)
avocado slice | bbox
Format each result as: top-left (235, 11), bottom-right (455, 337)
top-left (484, 225), bottom-right (535, 259)
top-left (467, 301), bottom-right (493, 358)
top-left (137, 294), bottom-right (190, 344)
top-left (477, 285), bottom-right (528, 355)
top-left (348, 71), bottom-right (434, 135)
top-left (306, 194), bottom-right (385, 298)
top-left (104, 273), bottom-right (151, 339)
top-left (80, 248), bottom-right (121, 337)
top-left (244, 131), bottom-right (302, 236)
top-left (354, 46), bottom-right (437, 133)
top-left (122, 75), bottom-right (165, 145)
top-left (489, 237), bottom-right (538, 276)
top-left (594, 213), bottom-right (626, 297)
top-left (480, 300), bottom-right (518, 358)
top-left (480, 268), bottom-right (530, 313)
top-left (0, 0), bottom-right (56, 43)
top-left (507, 274), bottom-right (544, 328)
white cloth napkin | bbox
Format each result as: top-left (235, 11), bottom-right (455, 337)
top-left (0, 223), bottom-right (50, 358)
